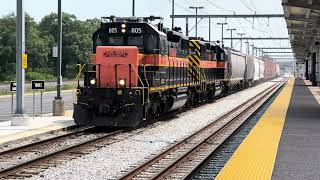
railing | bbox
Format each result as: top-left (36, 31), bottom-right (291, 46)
top-left (73, 64), bottom-right (86, 104)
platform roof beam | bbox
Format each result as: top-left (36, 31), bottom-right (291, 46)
top-left (282, 2), bottom-right (320, 11)
top-left (282, 0), bottom-right (320, 62)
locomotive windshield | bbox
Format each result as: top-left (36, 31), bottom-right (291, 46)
top-left (98, 35), bottom-right (144, 47)
top-left (93, 22), bottom-right (161, 54)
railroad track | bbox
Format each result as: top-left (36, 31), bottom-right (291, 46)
top-left (0, 79), bottom-right (283, 179)
top-left (0, 127), bottom-right (122, 179)
top-left (120, 79), bottom-right (286, 180)
top-left (0, 95), bottom-right (223, 179)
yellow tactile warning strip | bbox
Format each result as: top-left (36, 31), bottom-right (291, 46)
top-left (216, 78), bottom-right (295, 180)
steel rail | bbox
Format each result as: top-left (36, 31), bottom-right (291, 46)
top-left (120, 79), bottom-right (286, 180)
top-left (0, 130), bottom-right (122, 179)
top-left (0, 126), bottom-right (94, 157)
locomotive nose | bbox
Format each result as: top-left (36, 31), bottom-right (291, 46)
top-left (95, 46), bottom-right (140, 88)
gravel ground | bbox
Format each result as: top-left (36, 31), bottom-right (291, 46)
top-left (29, 78), bottom-right (283, 180)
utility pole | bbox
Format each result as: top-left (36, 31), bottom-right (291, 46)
top-left (53, 0), bottom-right (65, 116)
top-left (237, 33), bottom-right (245, 53)
top-left (227, 28), bottom-right (236, 48)
top-left (132, 0), bottom-right (135, 16)
top-left (189, 6), bottom-right (204, 38)
top-left (171, 0), bottom-right (174, 29)
top-left (217, 22), bottom-right (228, 46)
top-left (12, 0), bottom-right (29, 125)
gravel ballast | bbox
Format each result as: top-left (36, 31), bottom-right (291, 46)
top-left (29, 79), bottom-right (282, 180)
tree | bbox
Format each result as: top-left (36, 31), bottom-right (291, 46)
top-left (0, 14), bottom-right (16, 81)
top-left (0, 12), bottom-right (101, 82)
top-left (39, 13), bottom-right (100, 77)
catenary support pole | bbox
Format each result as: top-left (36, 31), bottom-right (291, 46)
top-left (209, 18), bottom-right (211, 42)
top-left (15, 0), bottom-right (24, 116)
top-left (186, 18), bottom-right (189, 36)
top-left (172, 0), bottom-right (174, 29)
top-left (132, 0), bottom-right (135, 16)
top-left (53, 0), bottom-right (65, 116)
top-left (12, 0), bottom-right (30, 126)
top-left (227, 28), bottom-right (236, 48)
top-left (217, 22), bottom-right (228, 46)
top-left (238, 33), bottom-right (245, 53)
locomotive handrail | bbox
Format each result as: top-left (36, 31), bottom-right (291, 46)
top-left (114, 63), bottom-right (148, 105)
top-left (132, 64), bottom-right (149, 105)
top-left (73, 64), bottom-right (86, 104)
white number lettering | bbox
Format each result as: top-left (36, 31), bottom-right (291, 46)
top-left (131, 28), bottom-right (142, 34)
top-left (108, 28), bottom-right (118, 33)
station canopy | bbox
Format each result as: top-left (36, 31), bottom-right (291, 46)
top-left (282, 0), bottom-right (320, 63)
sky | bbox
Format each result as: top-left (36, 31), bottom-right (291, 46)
top-left (0, 0), bottom-right (291, 58)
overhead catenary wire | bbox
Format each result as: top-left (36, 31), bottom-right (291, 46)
top-left (169, 0), bottom-right (284, 51)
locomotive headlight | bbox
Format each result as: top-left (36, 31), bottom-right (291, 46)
top-left (119, 79), bottom-right (126, 86)
top-left (90, 79), bottom-right (96, 85)
top-left (121, 24), bottom-right (126, 28)
top-left (121, 29), bottom-right (126, 33)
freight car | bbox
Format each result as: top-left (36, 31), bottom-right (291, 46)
top-left (225, 48), bottom-right (247, 90)
top-left (263, 58), bottom-right (279, 79)
top-left (73, 16), bottom-right (279, 128)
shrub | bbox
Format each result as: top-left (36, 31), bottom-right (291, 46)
top-left (25, 71), bottom-right (55, 81)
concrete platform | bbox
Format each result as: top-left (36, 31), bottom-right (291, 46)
top-left (272, 79), bottom-right (320, 180)
top-left (0, 90), bottom-right (74, 122)
top-left (0, 110), bottom-right (75, 145)
top-left (216, 78), bottom-right (320, 180)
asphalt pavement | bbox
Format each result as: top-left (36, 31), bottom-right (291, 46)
top-left (0, 81), bottom-right (74, 95)
top-left (0, 90), bottom-right (74, 122)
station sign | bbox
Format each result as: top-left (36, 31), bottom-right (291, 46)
top-left (52, 46), bottom-right (58, 58)
top-left (31, 80), bottom-right (45, 90)
top-left (10, 81), bottom-right (16, 92)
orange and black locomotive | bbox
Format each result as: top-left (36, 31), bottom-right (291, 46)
top-left (73, 16), bottom-right (228, 127)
